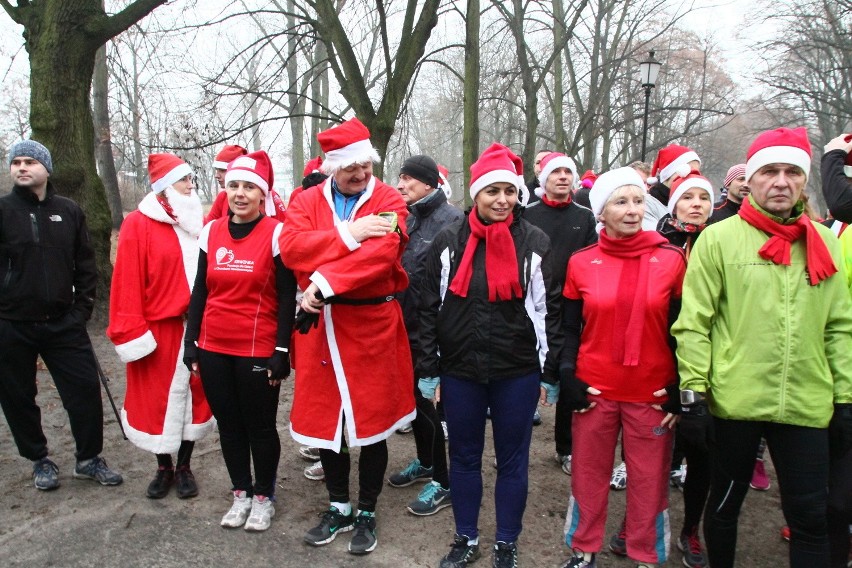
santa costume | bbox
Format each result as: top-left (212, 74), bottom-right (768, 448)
top-left (107, 153), bottom-right (214, 497)
top-left (205, 145), bottom-right (287, 224)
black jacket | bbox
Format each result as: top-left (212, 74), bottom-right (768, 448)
top-left (398, 190), bottom-right (463, 364)
top-left (521, 200), bottom-right (597, 288)
top-left (0, 183), bottom-right (97, 321)
top-left (709, 197), bottom-right (740, 224)
top-left (418, 214), bottom-right (563, 383)
top-left (822, 149), bottom-right (852, 223)
top-left (648, 182), bottom-right (670, 207)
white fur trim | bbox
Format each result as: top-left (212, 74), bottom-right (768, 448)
top-left (844, 165), bottom-right (852, 178)
top-left (440, 178), bottom-right (452, 199)
top-left (114, 330), bottom-right (157, 363)
top-left (667, 178), bottom-right (716, 216)
top-left (212, 160), bottom-right (229, 169)
top-left (659, 150), bottom-right (700, 184)
top-left (225, 169), bottom-right (269, 193)
top-left (589, 167), bottom-right (647, 216)
top-left (745, 146), bottom-right (811, 182)
top-left (271, 223), bottom-right (283, 257)
top-left (322, 176), bottom-right (376, 223)
top-left (336, 222), bottom-right (361, 251)
top-left (321, 140), bottom-right (381, 174)
top-left (538, 156), bottom-right (578, 190)
top-left (151, 163), bottom-right (192, 193)
top-left (469, 170), bottom-right (523, 201)
top-left (137, 191), bottom-right (176, 224)
top-left (310, 272), bottom-right (334, 299)
top-left (172, 224), bottom-right (199, 291)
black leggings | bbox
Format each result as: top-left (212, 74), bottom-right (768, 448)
top-left (828, 445), bottom-right (852, 568)
top-left (677, 426), bottom-right (711, 534)
top-left (320, 436), bottom-right (387, 513)
top-left (198, 350), bottom-right (281, 497)
top-left (412, 378), bottom-right (449, 488)
top-left (704, 418), bottom-right (829, 568)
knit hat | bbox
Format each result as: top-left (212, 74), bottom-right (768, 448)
top-left (400, 154), bottom-right (439, 188)
top-left (580, 170), bottom-right (597, 189)
top-left (469, 143), bottom-right (525, 202)
top-left (667, 170), bottom-right (715, 215)
top-left (148, 153), bottom-right (192, 193)
top-left (225, 150), bottom-right (278, 217)
top-left (723, 164), bottom-right (746, 188)
top-left (213, 145), bottom-right (248, 169)
top-left (438, 164), bottom-right (452, 199)
top-left (745, 127), bottom-right (811, 182)
top-left (317, 117), bottom-right (381, 174)
top-left (589, 167), bottom-right (647, 217)
top-left (8, 140), bottom-right (53, 174)
top-left (537, 152), bottom-right (578, 193)
top-left (647, 144), bottom-right (700, 185)
top-left (302, 156), bottom-right (323, 177)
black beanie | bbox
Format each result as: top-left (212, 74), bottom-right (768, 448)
top-left (400, 155), bottom-right (439, 188)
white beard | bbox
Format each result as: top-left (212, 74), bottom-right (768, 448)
top-left (164, 186), bottom-right (204, 237)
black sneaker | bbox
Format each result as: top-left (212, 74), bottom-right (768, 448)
top-left (609, 518), bottom-right (627, 556)
top-left (388, 458), bottom-right (433, 487)
top-left (146, 466), bottom-right (174, 499)
top-left (73, 456), bottom-right (123, 486)
top-left (561, 549), bottom-right (596, 568)
top-left (304, 506), bottom-right (355, 546)
top-left (440, 534), bottom-right (481, 567)
top-left (492, 541), bottom-right (518, 568)
top-left (348, 512), bottom-right (377, 555)
top-left (678, 527), bottom-right (708, 568)
top-left (33, 457), bottom-right (60, 491)
top-left (175, 466), bottom-right (198, 499)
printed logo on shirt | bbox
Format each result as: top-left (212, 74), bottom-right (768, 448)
top-left (251, 365), bottom-right (267, 373)
top-left (214, 246), bottom-right (255, 273)
top-left (49, 215), bottom-right (62, 222)
top-left (652, 426), bottom-right (668, 436)
top-left (650, 256), bottom-right (659, 263)
top-left (591, 258), bottom-right (603, 264)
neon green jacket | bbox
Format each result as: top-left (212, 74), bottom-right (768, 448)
top-left (672, 200), bottom-right (852, 428)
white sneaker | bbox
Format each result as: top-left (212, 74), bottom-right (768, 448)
top-left (244, 495), bottom-right (275, 532)
top-left (221, 490), bottom-right (253, 528)
top-left (610, 462), bottom-right (627, 490)
top-left (304, 461), bottom-right (325, 480)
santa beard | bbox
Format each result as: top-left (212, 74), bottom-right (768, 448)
top-left (164, 186), bottom-right (204, 237)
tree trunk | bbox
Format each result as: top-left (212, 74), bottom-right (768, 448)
top-left (93, 42), bottom-right (124, 230)
top-left (286, 0), bottom-right (305, 189)
top-left (463, 0), bottom-right (481, 207)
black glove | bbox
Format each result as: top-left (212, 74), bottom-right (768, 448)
top-left (660, 384), bottom-right (681, 415)
top-left (828, 403), bottom-right (852, 457)
top-left (678, 400), bottom-right (713, 452)
top-left (183, 341), bottom-right (199, 374)
top-left (294, 309), bottom-right (320, 334)
top-left (560, 366), bottom-right (592, 411)
top-left (266, 350), bottom-right (291, 382)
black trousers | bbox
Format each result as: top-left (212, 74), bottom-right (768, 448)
top-left (676, 425), bottom-right (711, 534)
top-left (0, 315), bottom-right (104, 461)
top-left (411, 376), bottom-right (449, 488)
top-left (828, 444), bottom-right (852, 568)
top-left (199, 350), bottom-right (281, 497)
top-left (554, 372), bottom-right (574, 456)
top-left (704, 417), bottom-right (830, 568)
top-left (320, 435), bottom-right (387, 513)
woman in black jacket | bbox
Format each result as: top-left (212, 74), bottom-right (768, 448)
top-left (418, 144), bottom-right (563, 568)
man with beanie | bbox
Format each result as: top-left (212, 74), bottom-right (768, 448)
top-left (672, 127), bottom-right (852, 568)
top-left (0, 140), bottom-right (123, 490)
top-left (523, 152), bottom-right (597, 476)
top-left (709, 164), bottom-right (748, 224)
top-left (386, 154), bottom-right (462, 516)
top-left (280, 117), bottom-right (415, 555)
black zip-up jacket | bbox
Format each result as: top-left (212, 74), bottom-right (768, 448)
top-left (417, 214), bottom-right (563, 384)
top-left (822, 149), bottom-right (852, 223)
top-left (397, 190), bottom-right (463, 366)
top-left (709, 197), bottom-right (740, 224)
top-left (0, 183), bottom-right (97, 321)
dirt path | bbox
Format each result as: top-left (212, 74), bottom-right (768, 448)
top-left (0, 325), bottom-right (792, 567)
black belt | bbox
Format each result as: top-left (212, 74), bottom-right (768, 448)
top-left (326, 295), bottom-right (395, 306)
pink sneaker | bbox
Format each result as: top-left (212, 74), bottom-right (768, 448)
top-left (750, 458), bottom-right (770, 491)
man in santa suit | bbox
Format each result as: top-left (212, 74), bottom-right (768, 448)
top-left (107, 153), bottom-right (215, 499)
top-left (280, 117), bottom-right (415, 555)
top-left (205, 144), bottom-right (287, 223)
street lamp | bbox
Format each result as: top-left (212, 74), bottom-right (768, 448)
top-left (638, 50), bottom-right (662, 162)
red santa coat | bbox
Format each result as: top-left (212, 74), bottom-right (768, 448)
top-left (279, 177), bottom-right (415, 450)
top-left (107, 192), bottom-right (214, 454)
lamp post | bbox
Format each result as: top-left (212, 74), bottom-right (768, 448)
top-left (638, 50), bottom-right (662, 162)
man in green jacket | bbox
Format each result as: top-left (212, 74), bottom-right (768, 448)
top-left (672, 126), bottom-right (852, 568)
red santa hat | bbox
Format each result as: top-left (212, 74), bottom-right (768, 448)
top-left (438, 164), bottom-right (453, 199)
top-left (213, 145), bottom-right (248, 169)
top-left (667, 170), bottom-right (715, 215)
top-left (225, 150), bottom-right (277, 217)
top-left (647, 144), bottom-right (700, 185)
top-left (469, 143), bottom-right (525, 203)
top-left (580, 170), bottom-right (597, 189)
top-left (745, 127), bottom-right (811, 182)
top-left (302, 155), bottom-right (323, 177)
top-left (148, 153), bottom-right (193, 193)
top-left (317, 118), bottom-right (381, 174)
top-left (536, 152), bottom-right (579, 197)
top-left (723, 164), bottom-right (746, 188)
top-left (589, 167), bottom-right (646, 217)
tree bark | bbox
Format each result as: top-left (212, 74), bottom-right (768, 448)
top-left (93, 42), bottom-right (123, 230)
top-left (463, 0), bottom-right (481, 206)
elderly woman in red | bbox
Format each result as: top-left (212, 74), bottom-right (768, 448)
top-left (560, 167), bottom-right (686, 568)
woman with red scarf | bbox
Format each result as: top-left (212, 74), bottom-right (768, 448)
top-left (418, 144), bottom-right (563, 568)
top-left (560, 167), bottom-right (686, 568)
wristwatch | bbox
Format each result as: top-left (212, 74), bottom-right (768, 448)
top-left (680, 389), bottom-right (704, 406)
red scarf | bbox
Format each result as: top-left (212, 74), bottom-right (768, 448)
top-left (449, 212), bottom-right (522, 301)
top-left (738, 198), bottom-right (837, 286)
top-left (598, 229), bottom-right (668, 366)
top-left (541, 194), bottom-right (572, 208)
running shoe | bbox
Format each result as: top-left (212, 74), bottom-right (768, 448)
top-left (610, 462), bottom-right (627, 490)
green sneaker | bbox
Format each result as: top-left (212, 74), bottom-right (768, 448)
top-left (304, 506), bottom-right (355, 546)
top-left (388, 457), bottom-right (433, 487)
